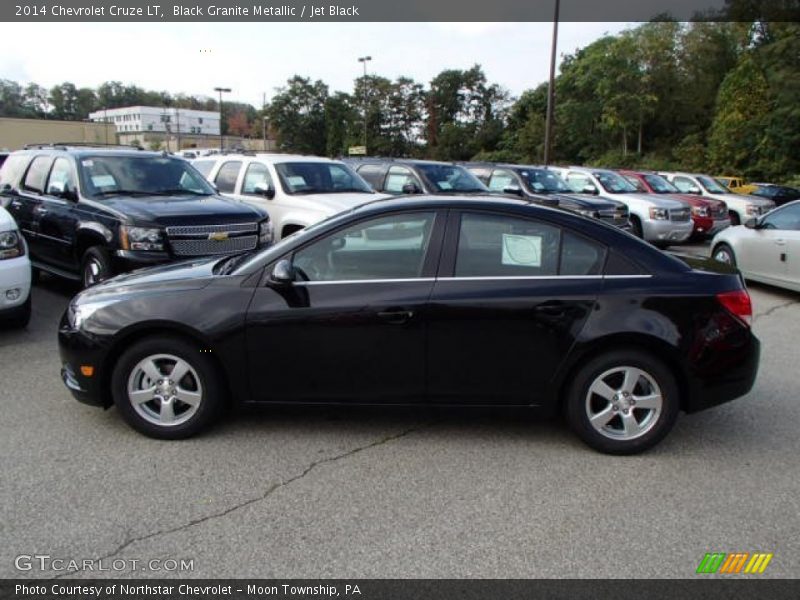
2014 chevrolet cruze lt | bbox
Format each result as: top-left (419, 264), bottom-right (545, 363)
top-left (59, 196), bottom-right (760, 454)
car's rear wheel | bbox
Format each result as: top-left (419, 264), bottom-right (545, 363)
top-left (111, 336), bottom-right (223, 439)
top-left (565, 350), bottom-right (679, 454)
top-left (81, 246), bottom-right (114, 288)
top-left (713, 243), bottom-right (737, 267)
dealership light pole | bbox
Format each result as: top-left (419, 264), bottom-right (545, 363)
top-left (214, 86), bottom-right (231, 151)
top-left (358, 56), bottom-right (372, 154)
top-left (543, 0), bottom-right (560, 166)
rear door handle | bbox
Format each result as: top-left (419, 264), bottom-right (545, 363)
top-left (377, 309), bottom-right (415, 324)
top-left (534, 302), bottom-right (567, 317)
top-left (775, 239), bottom-right (786, 246)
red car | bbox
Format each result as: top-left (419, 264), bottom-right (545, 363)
top-left (619, 170), bottom-right (730, 238)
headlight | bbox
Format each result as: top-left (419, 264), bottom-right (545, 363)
top-left (745, 204), bottom-right (760, 216)
top-left (68, 300), bottom-right (117, 329)
top-left (120, 226), bottom-right (164, 251)
top-left (0, 230), bottom-right (23, 260)
top-left (576, 209), bottom-right (598, 218)
top-left (649, 207), bottom-right (669, 220)
top-left (259, 220), bottom-right (274, 245)
top-left (691, 206), bottom-right (710, 217)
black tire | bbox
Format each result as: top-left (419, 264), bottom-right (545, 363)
top-left (729, 211), bottom-right (741, 226)
top-left (712, 243), bottom-right (737, 267)
top-left (565, 349), bottom-right (680, 455)
top-left (80, 246), bottom-right (114, 289)
top-left (3, 294), bottom-right (31, 329)
top-left (111, 336), bottom-right (224, 439)
top-left (630, 216), bottom-right (643, 239)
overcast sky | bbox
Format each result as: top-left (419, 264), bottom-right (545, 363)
top-left (0, 22), bottom-right (629, 106)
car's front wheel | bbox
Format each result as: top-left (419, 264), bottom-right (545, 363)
top-left (111, 336), bottom-right (223, 439)
top-left (565, 350), bottom-right (680, 454)
top-left (81, 246), bottom-right (114, 288)
top-left (713, 243), bottom-right (737, 267)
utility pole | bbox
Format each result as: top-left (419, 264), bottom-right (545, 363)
top-left (214, 86), bottom-right (231, 151)
top-left (262, 92), bottom-right (267, 151)
top-left (358, 56), bottom-right (372, 154)
top-left (543, 0), bottom-right (560, 167)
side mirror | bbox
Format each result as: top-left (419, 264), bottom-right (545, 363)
top-left (270, 259), bottom-right (295, 284)
top-left (581, 185), bottom-right (598, 195)
top-left (48, 181), bottom-right (77, 201)
top-left (254, 182), bottom-right (276, 200)
top-left (688, 186), bottom-right (702, 195)
top-left (401, 182), bottom-right (421, 195)
top-left (744, 218), bottom-right (759, 229)
top-left (503, 185), bottom-right (523, 197)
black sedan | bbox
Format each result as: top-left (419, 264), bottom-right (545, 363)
top-left (58, 196), bottom-right (759, 454)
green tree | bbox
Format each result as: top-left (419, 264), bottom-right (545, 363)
top-left (266, 76), bottom-right (329, 155)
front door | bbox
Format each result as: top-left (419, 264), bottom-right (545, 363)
top-left (427, 210), bottom-right (605, 405)
top-left (245, 210), bottom-right (443, 403)
top-left (36, 157), bottom-right (81, 270)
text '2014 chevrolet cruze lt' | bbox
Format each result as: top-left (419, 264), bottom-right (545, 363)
top-left (59, 196), bottom-right (759, 454)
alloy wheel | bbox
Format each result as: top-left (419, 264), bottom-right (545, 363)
top-left (585, 366), bottom-right (663, 441)
top-left (126, 354), bottom-right (203, 427)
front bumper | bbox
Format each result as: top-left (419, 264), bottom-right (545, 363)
top-left (58, 312), bottom-right (111, 408)
top-left (642, 219), bottom-right (693, 244)
top-left (0, 254), bottom-right (32, 313)
top-left (692, 216), bottom-right (731, 237)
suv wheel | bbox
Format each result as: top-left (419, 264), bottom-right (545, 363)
top-left (565, 350), bottom-right (679, 455)
top-left (81, 247), bottom-right (113, 288)
top-left (111, 336), bottom-right (223, 439)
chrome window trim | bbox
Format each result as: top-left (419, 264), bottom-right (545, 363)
top-left (292, 274), bottom-right (652, 285)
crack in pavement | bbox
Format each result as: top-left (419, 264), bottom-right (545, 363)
top-left (754, 299), bottom-right (800, 323)
top-left (53, 422), bottom-right (431, 579)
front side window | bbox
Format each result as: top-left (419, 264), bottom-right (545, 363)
top-left (566, 173), bottom-right (592, 193)
top-left (594, 171), bottom-right (637, 194)
top-left (192, 160), bottom-right (215, 178)
top-left (623, 175), bottom-right (647, 193)
top-left (415, 164), bottom-right (487, 193)
top-left (384, 166), bottom-right (420, 193)
top-left (78, 155), bottom-right (214, 198)
top-left (642, 174), bottom-right (678, 194)
top-left (488, 170), bottom-right (516, 192)
top-left (520, 169), bottom-right (572, 194)
top-left (22, 156), bottom-right (54, 193)
top-left (354, 164), bottom-right (384, 190)
top-left (454, 213), bottom-right (607, 278)
top-left (292, 212), bottom-right (436, 282)
top-left (697, 176), bottom-right (728, 194)
top-left (46, 158), bottom-right (77, 195)
top-left (761, 204), bottom-right (800, 231)
top-left (214, 161), bottom-right (242, 194)
top-left (672, 176), bottom-right (696, 193)
top-left (242, 162), bottom-right (274, 195)
top-left (275, 162), bottom-right (372, 195)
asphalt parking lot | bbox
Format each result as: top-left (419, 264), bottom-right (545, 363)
top-left (1, 242), bottom-right (798, 579)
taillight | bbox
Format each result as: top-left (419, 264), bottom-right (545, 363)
top-left (717, 289), bottom-right (752, 327)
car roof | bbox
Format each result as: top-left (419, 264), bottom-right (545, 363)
top-left (350, 158), bottom-right (469, 167)
top-left (201, 153), bottom-right (347, 165)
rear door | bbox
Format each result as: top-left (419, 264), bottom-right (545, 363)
top-left (745, 204), bottom-right (800, 286)
top-left (245, 209), bottom-right (444, 403)
top-left (427, 210), bottom-right (606, 405)
top-left (16, 155), bottom-right (54, 263)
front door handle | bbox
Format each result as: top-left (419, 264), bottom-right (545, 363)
top-left (775, 239), bottom-right (786, 246)
top-left (533, 302), bottom-right (567, 317)
top-left (377, 309), bottom-right (415, 324)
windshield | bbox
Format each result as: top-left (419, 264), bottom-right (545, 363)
top-left (519, 168), bottom-right (572, 194)
top-left (79, 155), bottom-right (215, 198)
top-left (642, 174), bottom-right (679, 194)
top-left (275, 162), bottom-right (373, 195)
top-left (697, 175), bottom-right (729, 194)
top-left (594, 171), bottom-right (638, 194)
top-left (416, 164), bottom-right (488, 193)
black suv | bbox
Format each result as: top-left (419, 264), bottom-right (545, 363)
top-left (0, 145), bottom-right (271, 287)
top-left (463, 162), bottom-right (631, 230)
top-left (345, 158), bottom-right (493, 195)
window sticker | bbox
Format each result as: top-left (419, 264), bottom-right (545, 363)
top-left (287, 176), bottom-right (307, 187)
top-left (502, 234), bottom-right (542, 267)
top-left (91, 175), bottom-right (116, 187)
top-left (82, 160), bottom-right (94, 167)
top-left (438, 181), bottom-right (453, 190)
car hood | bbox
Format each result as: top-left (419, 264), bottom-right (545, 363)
top-left (74, 257), bottom-right (219, 305)
top-left (0, 206), bottom-right (18, 231)
top-left (550, 193), bottom-right (624, 210)
top-left (657, 193), bottom-right (723, 209)
top-left (98, 194), bottom-right (266, 226)
top-left (706, 192), bottom-right (773, 206)
top-left (290, 192), bottom-right (389, 213)
top-left (605, 192), bottom-right (685, 208)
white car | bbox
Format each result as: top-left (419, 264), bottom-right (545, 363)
top-left (661, 172), bottom-right (774, 225)
top-left (556, 167), bottom-right (693, 245)
top-left (0, 206), bottom-right (32, 328)
top-left (711, 200), bottom-right (800, 292)
top-left (192, 154), bottom-right (389, 240)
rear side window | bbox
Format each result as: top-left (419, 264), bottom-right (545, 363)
top-left (672, 176), bottom-right (695, 193)
top-left (355, 164), bottom-right (384, 189)
top-left (214, 161), bottom-right (242, 194)
top-left (22, 156), bottom-right (54, 193)
top-left (384, 166), bottom-right (419, 194)
top-left (242, 162), bottom-right (273, 195)
top-left (0, 155), bottom-right (31, 189)
top-left (455, 213), bottom-right (561, 277)
top-left (488, 170), bottom-right (515, 192)
top-left (560, 231), bottom-right (607, 276)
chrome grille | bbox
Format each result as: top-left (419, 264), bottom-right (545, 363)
top-left (598, 208), bottom-right (629, 227)
top-left (758, 203), bottom-right (775, 215)
top-left (166, 223), bottom-right (258, 236)
top-left (670, 208), bottom-right (691, 222)
top-left (170, 236), bottom-right (258, 256)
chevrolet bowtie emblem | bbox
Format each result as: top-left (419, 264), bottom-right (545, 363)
top-left (208, 232), bottom-right (229, 241)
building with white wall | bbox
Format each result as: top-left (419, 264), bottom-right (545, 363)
top-left (88, 106), bottom-right (220, 136)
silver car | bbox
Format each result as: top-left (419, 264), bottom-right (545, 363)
top-left (712, 200), bottom-right (800, 292)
